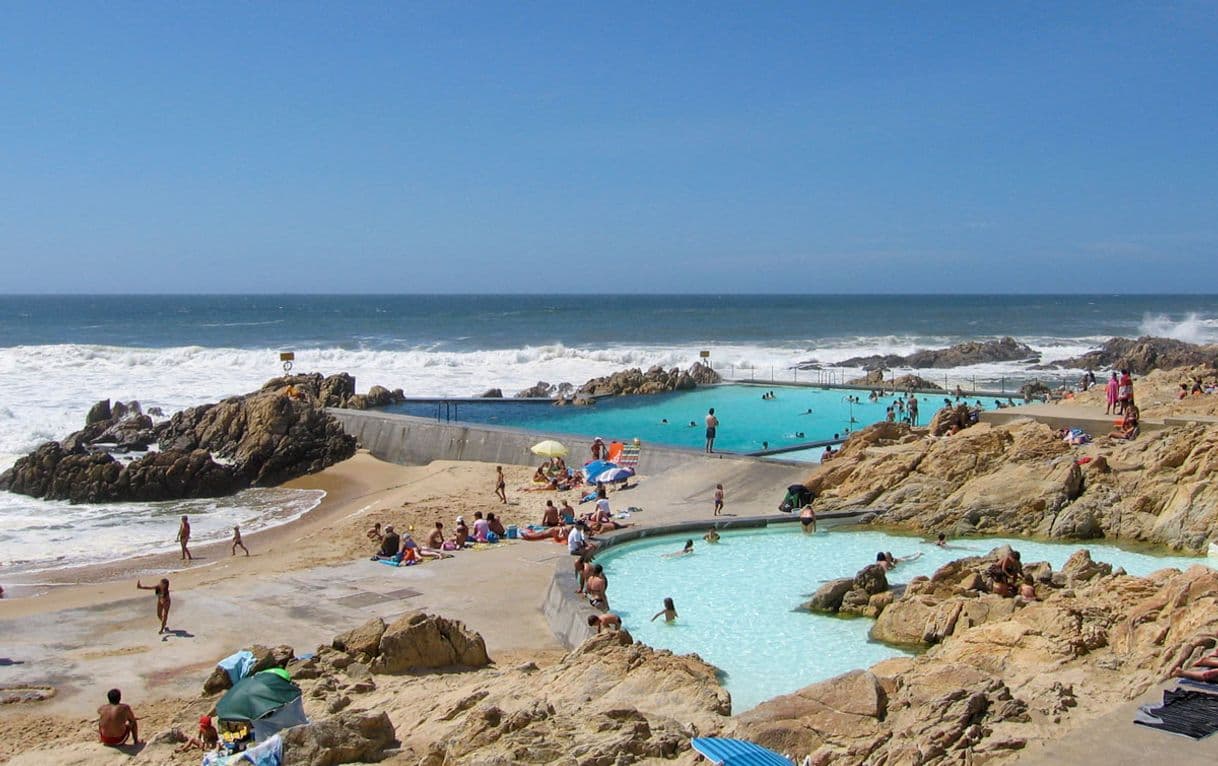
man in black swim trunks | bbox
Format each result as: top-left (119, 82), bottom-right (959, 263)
top-left (705, 408), bottom-right (718, 453)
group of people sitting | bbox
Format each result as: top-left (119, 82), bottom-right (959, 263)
top-left (534, 485), bottom-right (629, 536)
top-left (368, 511), bottom-right (511, 564)
top-left (986, 548), bottom-right (1037, 600)
top-left (1178, 376), bottom-right (1218, 398)
top-left (528, 457), bottom-right (585, 491)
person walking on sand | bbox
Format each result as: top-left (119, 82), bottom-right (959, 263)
top-left (231, 525), bottom-right (249, 556)
top-left (494, 465), bottom-right (507, 503)
top-left (136, 578), bottom-right (171, 634)
top-left (177, 515), bottom-right (192, 561)
top-left (713, 483), bottom-right (725, 516)
top-left (1105, 371), bottom-right (1119, 415)
top-left (97, 688), bottom-right (140, 746)
top-left (705, 408), bottom-right (719, 453)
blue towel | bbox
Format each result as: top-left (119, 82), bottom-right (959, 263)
top-left (217, 650), bottom-right (256, 684)
top-left (241, 734), bottom-right (283, 766)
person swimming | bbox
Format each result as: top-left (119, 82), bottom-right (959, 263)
top-left (663, 540), bottom-right (694, 558)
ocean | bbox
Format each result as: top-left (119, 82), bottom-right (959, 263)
top-left (2, 293), bottom-right (1217, 575)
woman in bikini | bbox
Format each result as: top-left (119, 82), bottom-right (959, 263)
top-left (136, 578), bottom-right (171, 634)
top-left (494, 466), bottom-right (507, 503)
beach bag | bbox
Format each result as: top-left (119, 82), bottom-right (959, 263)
top-left (779, 484), bottom-right (814, 513)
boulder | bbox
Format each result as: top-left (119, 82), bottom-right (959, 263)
top-left (251, 644), bottom-right (295, 674)
top-left (202, 665), bottom-right (233, 695)
top-left (853, 563), bottom-right (889, 596)
top-left (478, 388), bottom-right (504, 398)
top-left (516, 381), bottom-right (555, 398)
top-left (806, 578), bottom-right (854, 613)
top-left (85, 399), bottom-right (111, 425)
top-left (1061, 549), bottom-right (1113, 583)
top-left (371, 612), bottom-right (490, 674)
top-left (332, 617), bottom-right (386, 658)
top-left (280, 711), bottom-right (396, 766)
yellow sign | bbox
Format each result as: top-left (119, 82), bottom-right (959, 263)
top-left (279, 352), bottom-right (295, 362)
top-left (699, 350), bottom-right (710, 358)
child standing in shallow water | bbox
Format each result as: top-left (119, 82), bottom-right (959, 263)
top-left (651, 597), bottom-right (678, 623)
top-left (713, 484), bottom-right (724, 516)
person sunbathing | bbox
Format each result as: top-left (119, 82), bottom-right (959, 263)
top-left (1108, 405), bottom-right (1140, 440)
top-left (1173, 651), bottom-right (1218, 682)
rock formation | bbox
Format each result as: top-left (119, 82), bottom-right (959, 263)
top-left (0, 372), bottom-right (407, 503)
top-left (577, 362), bottom-right (721, 397)
top-left (739, 559), bottom-right (1218, 764)
top-left (803, 417), bottom-right (1218, 552)
top-left (1045, 335), bottom-right (1218, 374)
top-left (838, 337), bottom-right (1039, 370)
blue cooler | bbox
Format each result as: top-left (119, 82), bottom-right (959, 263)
top-left (506, 525), bottom-right (519, 539)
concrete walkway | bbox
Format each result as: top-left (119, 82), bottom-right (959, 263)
top-left (1011, 680), bottom-right (1218, 765)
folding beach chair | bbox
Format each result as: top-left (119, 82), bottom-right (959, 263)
top-left (618, 441), bottom-right (641, 471)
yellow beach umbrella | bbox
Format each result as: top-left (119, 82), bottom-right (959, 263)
top-left (530, 439), bottom-right (568, 458)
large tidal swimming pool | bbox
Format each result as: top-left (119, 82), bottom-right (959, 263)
top-left (384, 384), bottom-right (1006, 458)
top-left (596, 526), bottom-right (1211, 712)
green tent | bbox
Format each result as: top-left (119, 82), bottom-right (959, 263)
top-left (216, 671), bottom-right (307, 740)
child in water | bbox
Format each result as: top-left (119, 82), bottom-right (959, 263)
top-left (703, 527), bottom-right (720, 543)
top-left (651, 597), bottom-right (678, 623)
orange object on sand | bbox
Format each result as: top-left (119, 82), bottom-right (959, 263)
top-left (605, 441), bottom-right (624, 464)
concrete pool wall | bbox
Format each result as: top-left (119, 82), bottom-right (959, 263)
top-left (328, 408), bottom-right (801, 473)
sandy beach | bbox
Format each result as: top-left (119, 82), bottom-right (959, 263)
top-left (0, 448), bottom-right (807, 763)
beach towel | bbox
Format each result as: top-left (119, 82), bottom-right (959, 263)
top-left (1134, 687), bottom-right (1218, 739)
top-left (605, 441), bottom-right (624, 463)
top-left (218, 650), bottom-right (256, 685)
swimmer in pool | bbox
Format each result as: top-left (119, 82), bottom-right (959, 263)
top-left (703, 527), bottom-right (720, 543)
top-left (663, 540), bottom-right (694, 558)
top-left (799, 504), bottom-right (816, 533)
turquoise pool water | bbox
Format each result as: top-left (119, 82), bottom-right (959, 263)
top-left (386, 384), bottom-right (998, 455)
top-left (596, 527), bottom-right (1211, 713)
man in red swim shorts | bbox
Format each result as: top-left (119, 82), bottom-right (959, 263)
top-left (97, 688), bottom-right (139, 746)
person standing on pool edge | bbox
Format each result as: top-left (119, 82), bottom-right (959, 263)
top-left (705, 408), bottom-right (719, 453)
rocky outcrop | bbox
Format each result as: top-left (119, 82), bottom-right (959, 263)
top-left (370, 612), bottom-right (490, 674)
top-left (0, 373), bottom-right (397, 503)
top-left (927, 402), bottom-right (973, 436)
top-left (0, 443), bottom-right (242, 503)
top-left (803, 417), bottom-right (1218, 552)
top-left (806, 563), bottom-right (891, 619)
top-left (577, 362), bottom-right (721, 397)
top-left (739, 560), bottom-right (1218, 764)
top-left (1045, 336), bottom-right (1218, 375)
top-left (281, 711), bottom-right (397, 766)
top-left (478, 388), bottom-right (504, 398)
top-left (839, 337), bottom-right (1039, 371)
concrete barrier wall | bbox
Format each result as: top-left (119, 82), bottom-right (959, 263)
top-left (328, 408), bottom-right (794, 474)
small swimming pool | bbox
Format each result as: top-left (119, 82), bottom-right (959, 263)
top-left (596, 526), bottom-right (1210, 713)
top-left (384, 385), bottom-right (998, 457)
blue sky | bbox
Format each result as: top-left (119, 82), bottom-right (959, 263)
top-left (1, 2), bottom-right (1216, 293)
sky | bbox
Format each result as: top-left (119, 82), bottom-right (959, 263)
top-left (1, 2), bottom-right (1216, 294)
